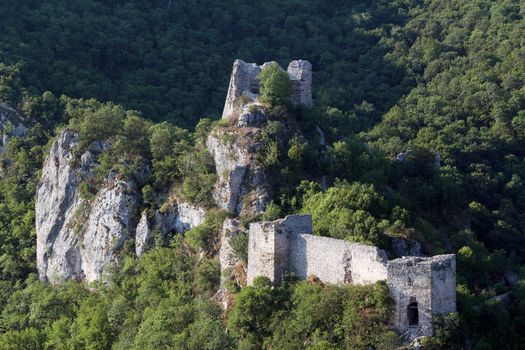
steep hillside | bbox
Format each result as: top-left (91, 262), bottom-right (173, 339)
top-left (0, 1), bottom-right (524, 349)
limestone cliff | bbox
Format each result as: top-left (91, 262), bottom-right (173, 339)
top-left (0, 103), bottom-right (27, 155)
top-left (135, 202), bottom-right (206, 256)
top-left (206, 127), bottom-right (270, 216)
top-left (36, 129), bottom-right (206, 283)
top-left (36, 129), bottom-right (139, 283)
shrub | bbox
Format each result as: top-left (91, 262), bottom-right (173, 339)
top-left (76, 103), bottom-right (125, 149)
top-left (302, 180), bottom-right (389, 246)
top-left (185, 209), bottom-right (228, 252)
top-left (258, 63), bottom-right (292, 106)
top-left (193, 259), bottom-right (220, 295)
top-left (230, 232), bottom-right (249, 263)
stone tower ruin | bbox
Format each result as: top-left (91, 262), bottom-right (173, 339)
top-left (222, 59), bottom-right (313, 119)
top-left (387, 255), bottom-right (456, 339)
top-left (246, 214), bottom-right (456, 341)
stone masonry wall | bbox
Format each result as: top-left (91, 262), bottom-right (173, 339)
top-left (247, 215), bottom-right (311, 285)
top-left (430, 256), bottom-right (456, 315)
top-left (246, 214), bottom-right (457, 341)
top-left (222, 59), bottom-right (313, 119)
top-left (248, 215), bottom-right (387, 285)
top-left (386, 255), bottom-right (456, 339)
top-left (289, 234), bottom-right (388, 285)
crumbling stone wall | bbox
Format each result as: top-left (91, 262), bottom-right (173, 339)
top-left (222, 59), bottom-right (313, 119)
top-left (247, 215), bottom-right (311, 284)
top-left (246, 214), bottom-right (456, 341)
top-left (248, 215), bottom-right (387, 285)
top-left (290, 234), bottom-right (388, 285)
top-left (287, 60), bottom-right (313, 108)
top-left (387, 255), bottom-right (456, 339)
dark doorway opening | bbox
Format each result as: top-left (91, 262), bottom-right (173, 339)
top-left (407, 302), bottom-right (419, 326)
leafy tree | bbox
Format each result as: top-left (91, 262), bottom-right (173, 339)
top-left (258, 63), bottom-right (292, 106)
top-left (302, 180), bottom-right (390, 246)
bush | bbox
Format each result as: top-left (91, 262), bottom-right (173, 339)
top-left (76, 103), bottom-right (125, 149)
top-left (230, 232), bottom-right (249, 263)
top-left (193, 259), bottom-right (220, 295)
top-left (302, 180), bottom-right (389, 246)
top-left (180, 149), bottom-right (217, 207)
top-left (258, 63), bottom-right (292, 106)
top-left (185, 209), bottom-right (228, 252)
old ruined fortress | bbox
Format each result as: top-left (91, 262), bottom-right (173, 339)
top-left (33, 58), bottom-right (456, 343)
top-left (246, 215), bottom-right (456, 340)
top-left (224, 59), bottom-right (456, 340)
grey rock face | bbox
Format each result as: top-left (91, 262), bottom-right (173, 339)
top-left (36, 129), bottom-right (139, 283)
top-left (36, 129), bottom-right (83, 282)
top-left (135, 211), bottom-right (151, 257)
top-left (222, 59), bottom-right (313, 119)
top-left (391, 238), bottom-right (422, 257)
top-left (80, 180), bottom-right (137, 282)
top-left (0, 103), bottom-right (27, 154)
top-left (206, 129), bottom-right (270, 215)
top-left (237, 104), bottom-right (268, 128)
top-left (135, 202), bottom-right (207, 257)
top-left (217, 219), bottom-right (246, 309)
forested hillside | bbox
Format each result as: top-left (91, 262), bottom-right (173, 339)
top-left (0, 0), bottom-right (524, 349)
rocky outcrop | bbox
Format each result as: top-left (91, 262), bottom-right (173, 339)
top-left (236, 104), bottom-right (268, 128)
top-left (391, 238), bottom-right (422, 258)
top-left (221, 59), bottom-right (312, 119)
top-left (135, 212), bottom-right (151, 257)
top-left (211, 58), bottom-right (314, 216)
top-left (217, 219), bottom-right (246, 309)
top-left (206, 128), bottom-right (270, 216)
top-left (0, 103), bottom-right (27, 154)
top-left (36, 129), bottom-right (139, 283)
top-left (79, 180), bottom-right (138, 282)
top-left (135, 202), bottom-right (207, 256)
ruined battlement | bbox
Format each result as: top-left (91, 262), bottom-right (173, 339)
top-left (387, 255), bottom-right (456, 339)
top-left (246, 214), bottom-right (456, 340)
top-left (222, 59), bottom-right (313, 119)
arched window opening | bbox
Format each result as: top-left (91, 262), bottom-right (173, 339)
top-left (407, 301), bottom-right (419, 326)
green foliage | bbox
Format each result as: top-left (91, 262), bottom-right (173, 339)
top-left (302, 180), bottom-right (390, 246)
top-left (261, 201), bottom-right (282, 221)
top-left (229, 232), bottom-right (249, 263)
top-left (73, 102), bottom-right (125, 149)
top-left (185, 209), bottom-right (228, 252)
top-left (0, 0), bottom-right (524, 348)
top-left (0, 0), bottom-right (410, 127)
top-left (193, 259), bottom-right (220, 295)
top-left (0, 63), bottom-right (22, 105)
top-left (258, 63), bottom-right (292, 106)
top-left (227, 276), bottom-right (275, 341)
top-left (228, 279), bottom-right (397, 349)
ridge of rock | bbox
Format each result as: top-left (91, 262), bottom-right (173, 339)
top-left (36, 129), bottom-right (139, 283)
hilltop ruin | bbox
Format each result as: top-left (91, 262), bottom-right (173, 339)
top-left (222, 59), bottom-right (312, 119)
top-left (246, 214), bottom-right (456, 340)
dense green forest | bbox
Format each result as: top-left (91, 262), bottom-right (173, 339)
top-left (0, 0), bottom-right (524, 349)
